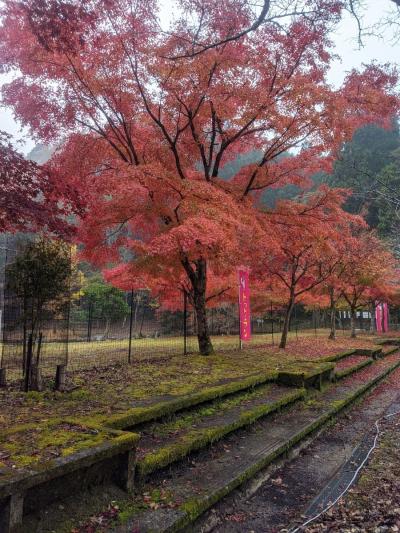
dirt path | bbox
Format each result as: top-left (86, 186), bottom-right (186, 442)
top-left (190, 367), bottom-right (400, 533)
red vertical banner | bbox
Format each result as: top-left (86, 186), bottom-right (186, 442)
top-left (383, 302), bottom-right (389, 333)
top-left (238, 269), bottom-right (251, 341)
top-left (375, 303), bottom-right (383, 333)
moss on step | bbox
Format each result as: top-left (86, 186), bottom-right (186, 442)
top-left (277, 362), bottom-right (334, 389)
top-left (149, 384), bottom-right (274, 438)
top-left (375, 338), bottom-right (400, 346)
top-left (136, 388), bottom-right (305, 477)
top-left (0, 418), bottom-right (132, 470)
top-left (382, 346), bottom-right (399, 356)
top-left (353, 347), bottom-right (383, 359)
top-left (105, 372), bottom-right (278, 430)
top-left (316, 349), bottom-right (357, 363)
top-left (334, 358), bottom-right (373, 381)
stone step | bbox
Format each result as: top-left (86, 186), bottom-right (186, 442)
top-left (105, 372), bottom-right (278, 430)
top-left (136, 384), bottom-right (305, 478)
top-left (276, 361), bottom-right (334, 389)
top-left (334, 355), bottom-right (373, 380)
top-left (353, 347), bottom-right (383, 359)
top-left (376, 338), bottom-right (400, 346)
top-left (113, 353), bottom-right (400, 533)
top-left (382, 346), bottom-right (399, 356)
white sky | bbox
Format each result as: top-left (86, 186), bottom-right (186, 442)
top-left (0, 0), bottom-right (398, 154)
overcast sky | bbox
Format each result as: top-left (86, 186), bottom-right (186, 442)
top-left (0, 0), bottom-right (398, 155)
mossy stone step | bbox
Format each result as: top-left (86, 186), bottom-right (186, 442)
top-left (317, 349), bottom-right (357, 363)
top-left (104, 372), bottom-right (278, 430)
top-left (334, 356), bottom-right (373, 380)
top-left (376, 338), bottom-right (400, 346)
top-left (277, 361), bottom-right (334, 389)
top-left (382, 346), bottom-right (399, 356)
top-left (136, 384), bottom-right (305, 478)
top-left (112, 354), bottom-right (400, 533)
top-left (0, 421), bottom-right (139, 533)
top-left (353, 347), bottom-right (383, 359)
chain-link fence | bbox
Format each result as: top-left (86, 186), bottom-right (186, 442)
top-left (1, 234), bottom-right (396, 386)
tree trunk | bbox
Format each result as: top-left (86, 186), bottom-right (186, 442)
top-left (133, 296), bottom-right (139, 336)
top-left (183, 258), bottom-right (214, 355)
top-left (350, 307), bottom-right (357, 338)
top-left (139, 304), bottom-right (146, 337)
top-left (280, 296), bottom-right (294, 349)
top-left (329, 305), bottom-right (336, 340)
top-left (104, 317), bottom-right (110, 339)
top-left (328, 288), bottom-right (336, 340)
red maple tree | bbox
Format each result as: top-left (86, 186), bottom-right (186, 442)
top-left (254, 187), bottom-right (364, 348)
top-left (0, 0), bottom-right (398, 354)
top-left (338, 232), bottom-right (398, 338)
top-left (0, 131), bottom-right (79, 235)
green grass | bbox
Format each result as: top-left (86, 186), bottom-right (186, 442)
top-left (1, 329), bottom-right (339, 374)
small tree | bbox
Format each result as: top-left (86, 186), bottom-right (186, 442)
top-left (82, 277), bottom-right (129, 339)
top-left (6, 237), bottom-right (71, 390)
top-left (257, 188), bottom-right (356, 348)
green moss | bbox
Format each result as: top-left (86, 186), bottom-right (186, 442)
top-left (303, 398), bottom-right (323, 409)
top-left (61, 433), bottom-right (106, 457)
top-left (334, 358), bottom-right (373, 380)
top-left (137, 388), bottom-right (305, 477)
top-left (12, 454), bottom-right (37, 467)
top-left (150, 384), bottom-right (273, 437)
top-left (69, 389), bottom-right (92, 400)
top-left (106, 371), bottom-right (278, 430)
top-left (0, 419), bottom-right (138, 469)
top-left (25, 390), bottom-right (46, 401)
top-left (316, 350), bottom-right (357, 363)
top-left (181, 498), bottom-right (203, 521)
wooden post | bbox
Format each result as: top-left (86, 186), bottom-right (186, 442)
top-left (36, 332), bottom-right (43, 365)
top-left (30, 365), bottom-right (43, 392)
top-left (270, 301), bottom-right (274, 346)
top-left (0, 493), bottom-right (24, 533)
top-left (125, 449), bottom-right (136, 494)
top-left (55, 364), bottom-right (67, 392)
top-left (0, 368), bottom-right (6, 387)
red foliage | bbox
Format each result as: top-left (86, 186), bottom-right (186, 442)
top-left (0, 0), bottom-right (398, 350)
top-left (0, 131), bottom-right (80, 235)
top-left (339, 232), bottom-right (399, 311)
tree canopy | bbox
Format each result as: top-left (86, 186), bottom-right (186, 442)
top-left (1, 0), bottom-right (399, 353)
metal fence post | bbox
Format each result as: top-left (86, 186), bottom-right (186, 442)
top-left (87, 301), bottom-right (93, 342)
top-left (128, 289), bottom-right (134, 364)
top-left (24, 333), bottom-right (33, 392)
top-left (270, 301), bottom-right (274, 346)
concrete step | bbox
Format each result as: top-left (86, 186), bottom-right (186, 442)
top-left (334, 355), bottom-right (373, 380)
top-left (113, 353), bottom-right (400, 533)
top-left (105, 373), bottom-right (278, 430)
top-left (136, 384), bottom-right (305, 478)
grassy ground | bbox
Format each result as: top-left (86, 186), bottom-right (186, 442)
top-left (1, 327), bottom-right (388, 375)
top-left (0, 330), bottom-right (395, 533)
top-left (0, 331), bottom-right (388, 432)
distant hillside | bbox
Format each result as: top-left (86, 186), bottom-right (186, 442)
top-left (219, 150), bottom-right (325, 207)
top-left (27, 144), bottom-right (55, 164)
